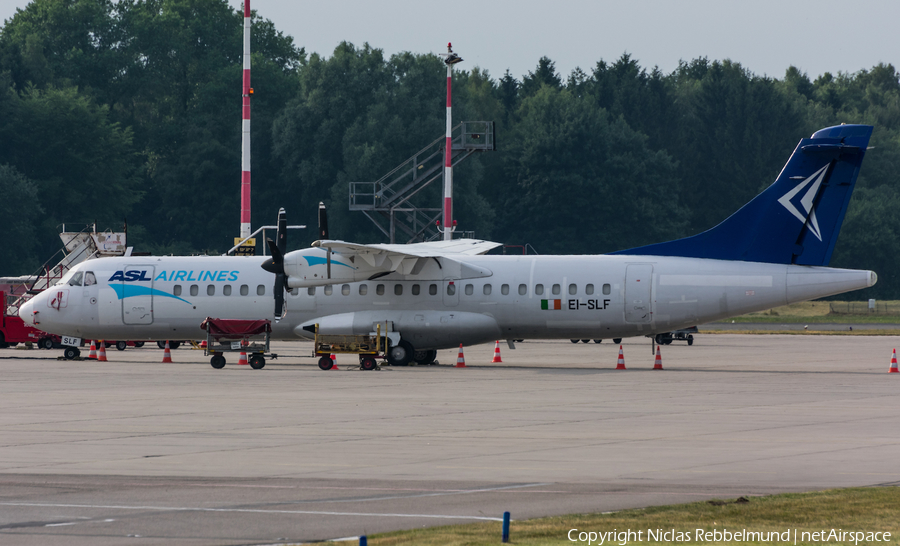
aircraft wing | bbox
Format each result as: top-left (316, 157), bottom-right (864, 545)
top-left (311, 238), bottom-right (502, 258)
top-left (307, 238), bottom-right (502, 275)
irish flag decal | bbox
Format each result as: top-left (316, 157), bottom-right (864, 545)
top-left (541, 299), bottom-right (562, 310)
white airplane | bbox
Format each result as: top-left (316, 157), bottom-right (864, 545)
top-left (20, 124), bottom-right (876, 368)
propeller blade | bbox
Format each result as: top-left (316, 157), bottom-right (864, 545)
top-left (262, 208), bottom-right (289, 319)
top-left (318, 202), bottom-right (329, 240)
top-left (276, 207), bottom-right (287, 257)
top-left (273, 273), bottom-right (286, 319)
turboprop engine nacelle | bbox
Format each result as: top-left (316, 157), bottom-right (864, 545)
top-left (283, 247), bottom-right (392, 288)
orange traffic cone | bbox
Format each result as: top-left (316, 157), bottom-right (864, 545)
top-left (87, 340), bottom-right (97, 360)
top-left (162, 340), bottom-right (173, 363)
top-left (491, 340), bottom-right (503, 363)
top-left (97, 340), bottom-right (108, 362)
top-left (890, 349), bottom-right (899, 373)
top-left (331, 353), bottom-right (339, 370)
top-left (200, 340), bottom-right (207, 349)
top-left (615, 345), bottom-right (626, 370)
top-left (653, 346), bottom-right (663, 370)
top-left (456, 343), bottom-right (467, 368)
top-left (238, 351), bottom-right (248, 365)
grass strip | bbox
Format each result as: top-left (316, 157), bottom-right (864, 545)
top-left (363, 487), bottom-right (900, 545)
top-left (701, 329), bottom-right (900, 336)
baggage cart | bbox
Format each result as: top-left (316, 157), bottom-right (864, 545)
top-left (313, 323), bottom-right (384, 371)
top-left (201, 317), bottom-right (274, 369)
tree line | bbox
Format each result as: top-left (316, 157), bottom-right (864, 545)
top-left (1, 0), bottom-right (899, 299)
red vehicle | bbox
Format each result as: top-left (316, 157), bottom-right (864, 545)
top-left (0, 291), bottom-right (57, 348)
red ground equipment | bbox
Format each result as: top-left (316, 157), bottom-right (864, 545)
top-left (201, 317), bottom-right (273, 370)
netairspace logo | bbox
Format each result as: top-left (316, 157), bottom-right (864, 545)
top-left (567, 528), bottom-right (892, 545)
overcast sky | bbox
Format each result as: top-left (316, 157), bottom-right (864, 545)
top-left (1, 0), bottom-right (897, 81)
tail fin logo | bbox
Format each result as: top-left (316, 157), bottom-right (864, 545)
top-left (777, 165), bottom-right (828, 241)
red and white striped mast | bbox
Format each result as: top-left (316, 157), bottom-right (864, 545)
top-left (239, 0), bottom-right (252, 240)
top-left (440, 43), bottom-right (462, 241)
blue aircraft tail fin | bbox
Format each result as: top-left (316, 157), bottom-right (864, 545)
top-left (612, 124), bottom-right (873, 266)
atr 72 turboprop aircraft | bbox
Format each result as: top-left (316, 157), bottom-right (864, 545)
top-left (20, 124), bottom-right (876, 366)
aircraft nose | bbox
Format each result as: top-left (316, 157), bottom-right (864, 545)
top-left (18, 299), bottom-right (35, 326)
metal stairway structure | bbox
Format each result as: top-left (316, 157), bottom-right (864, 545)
top-left (6, 225), bottom-right (128, 315)
top-left (349, 121), bottom-right (495, 243)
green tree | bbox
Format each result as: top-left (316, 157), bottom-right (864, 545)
top-left (496, 86), bottom-right (687, 254)
top-left (0, 164), bottom-right (42, 274)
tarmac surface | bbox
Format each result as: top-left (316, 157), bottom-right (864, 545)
top-left (1, 334), bottom-right (899, 545)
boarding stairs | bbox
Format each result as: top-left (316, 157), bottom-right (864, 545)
top-left (349, 121), bottom-right (495, 243)
top-left (6, 225), bottom-right (128, 315)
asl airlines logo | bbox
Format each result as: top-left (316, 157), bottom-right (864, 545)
top-left (777, 165), bottom-right (828, 241)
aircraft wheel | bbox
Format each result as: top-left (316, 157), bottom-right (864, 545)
top-left (593, 339), bottom-right (602, 344)
top-left (116, 341), bottom-right (128, 351)
top-left (613, 338), bottom-right (622, 344)
top-left (249, 355), bottom-right (265, 369)
top-left (63, 346), bottom-right (80, 360)
top-left (687, 335), bottom-right (694, 346)
top-left (170, 341), bottom-right (181, 350)
top-left (157, 341), bottom-right (167, 349)
top-left (570, 339), bottom-right (579, 344)
top-left (134, 342), bottom-right (144, 348)
top-left (210, 355), bottom-right (226, 369)
top-left (318, 356), bottom-right (334, 370)
top-left (360, 357), bottom-right (378, 371)
top-left (581, 339), bottom-right (590, 343)
top-left (39, 337), bottom-right (54, 350)
top-left (387, 339), bottom-right (414, 366)
top-left (414, 349), bottom-right (437, 365)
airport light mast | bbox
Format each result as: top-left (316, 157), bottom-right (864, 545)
top-left (238, 0), bottom-right (253, 248)
top-left (439, 43), bottom-right (463, 241)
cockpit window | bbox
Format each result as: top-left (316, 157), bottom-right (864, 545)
top-left (84, 272), bottom-right (96, 286)
top-left (57, 269), bottom-right (79, 286)
top-left (67, 272), bottom-right (84, 286)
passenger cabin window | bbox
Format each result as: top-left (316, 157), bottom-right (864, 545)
top-left (67, 272), bottom-right (83, 286)
top-left (603, 283), bottom-right (611, 295)
top-left (241, 284), bottom-right (249, 296)
top-left (257, 285), bottom-right (266, 296)
top-left (223, 285), bottom-right (232, 296)
top-left (569, 283), bottom-right (577, 295)
top-left (465, 284), bottom-right (474, 296)
top-left (586, 284), bottom-right (594, 295)
top-left (308, 287), bottom-right (315, 296)
top-left (501, 284), bottom-right (509, 295)
top-left (84, 272), bottom-right (96, 286)
top-left (190, 285), bottom-right (199, 297)
top-left (552, 284), bottom-right (561, 295)
top-left (447, 283), bottom-right (456, 296)
top-left (483, 284), bottom-right (492, 295)
top-left (412, 284), bottom-right (420, 296)
top-left (518, 284), bottom-right (527, 295)
top-left (535, 284), bottom-right (544, 295)
top-left (207, 285), bottom-right (215, 296)
top-left (376, 284), bottom-right (385, 296)
top-left (429, 284), bottom-right (438, 295)
top-left (173, 285), bottom-right (182, 296)
top-left (324, 285), bottom-right (333, 296)
top-left (394, 284), bottom-right (403, 296)
top-left (359, 284), bottom-right (368, 296)
top-left (342, 284), bottom-right (350, 296)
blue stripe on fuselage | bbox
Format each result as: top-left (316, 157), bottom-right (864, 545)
top-left (302, 256), bottom-right (356, 269)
